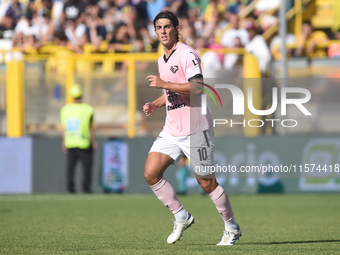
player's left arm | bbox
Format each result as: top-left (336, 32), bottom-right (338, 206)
top-left (146, 75), bottom-right (203, 95)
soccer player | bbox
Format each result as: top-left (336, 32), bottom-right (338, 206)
top-left (143, 10), bottom-right (241, 245)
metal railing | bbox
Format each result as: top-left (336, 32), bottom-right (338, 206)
top-left (3, 48), bottom-right (253, 138)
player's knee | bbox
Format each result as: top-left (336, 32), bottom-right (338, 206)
top-left (198, 181), bottom-right (210, 193)
top-left (198, 178), bottom-right (217, 193)
top-left (144, 167), bottom-right (158, 185)
top-left (144, 172), bottom-right (151, 183)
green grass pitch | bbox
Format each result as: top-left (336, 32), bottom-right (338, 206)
top-left (0, 194), bottom-right (339, 254)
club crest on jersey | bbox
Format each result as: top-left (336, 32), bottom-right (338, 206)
top-left (170, 65), bottom-right (179, 73)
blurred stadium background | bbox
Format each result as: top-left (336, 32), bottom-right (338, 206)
top-left (1, 0), bottom-right (340, 195)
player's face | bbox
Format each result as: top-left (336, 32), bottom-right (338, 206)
top-left (154, 18), bottom-right (179, 48)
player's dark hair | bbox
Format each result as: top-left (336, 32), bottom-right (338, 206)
top-left (153, 10), bottom-right (179, 42)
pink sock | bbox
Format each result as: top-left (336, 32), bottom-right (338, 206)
top-left (150, 177), bottom-right (183, 214)
top-left (208, 185), bottom-right (234, 221)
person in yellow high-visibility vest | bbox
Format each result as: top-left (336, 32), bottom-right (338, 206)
top-left (60, 84), bottom-right (98, 193)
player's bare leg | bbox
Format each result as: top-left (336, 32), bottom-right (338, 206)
top-left (144, 152), bottom-right (174, 186)
top-left (145, 152), bottom-right (194, 244)
top-left (196, 175), bottom-right (241, 245)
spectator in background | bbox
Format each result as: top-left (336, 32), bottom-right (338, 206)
top-left (244, 21), bottom-right (271, 74)
top-left (132, 0), bottom-right (149, 24)
top-left (84, 3), bottom-right (105, 49)
top-left (114, 0), bottom-right (133, 24)
top-left (224, 36), bottom-right (243, 70)
top-left (328, 30), bottom-right (340, 58)
top-left (179, 16), bottom-right (196, 47)
top-left (204, 0), bottom-right (225, 24)
top-left (202, 6), bottom-right (227, 39)
top-left (103, 3), bottom-right (137, 42)
top-left (270, 29), bottom-right (296, 60)
top-left (53, 29), bottom-right (84, 53)
top-left (60, 0), bottom-right (86, 26)
top-left (53, 30), bottom-right (83, 52)
top-left (206, 31), bottom-right (223, 64)
top-left (221, 13), bottom-right (248, 48)
top-left (106, 21), bottom-right (130, 82)
top-left (0, 9), bottom-right (15, 41)
top-left (31, 7), bottom-right (56, 49)
top-left (13, 0), bottom-right (55, 49)
top-left (295, 21), bottom-right (328, 57)
top-left (186, 7), bottom-right (203, 38)
top-left (107, 22), bottom-right (129, 52)
top-left (102, 5), bottom-right (116, 38)
top-left (221, 13), bottom-right (248, 70)
top-left (60, 83), bottom-right (97, 194)
top-left (64, 20), bottom-right (87, 48)
top-left (60, 0), bottom-right (87, 46)
top-left (138, 24), bottom-right (156, 52)
top-left (97, 0), bottom-right (113, 14)
top-left (195, 36), bottom-right (222, 77)
top-left (259, 15), bottom-right (278, 34)
top-left (87, 3), bottom-right (105, 23)
top-left (85, 13), bottom-right (105, 49)
top-left (39, 0), bottom-right (54, 18)
top-left (52, 0), bottom-right (64, 29)
top-left (227, 0), bottom-right (250, 15)
top-left (333, 29), bottom-right (340, 40)
top-left (0, 0), bottom-right (11, 24)
top-left (126, 6), bottom-right (144, 39)
top-left (54, 30), bottom-right (69, 46)
top-left (164, 0), bottom-right (188, 18)
top-left (146, 0), bottom-right (166, 23)
top-left (3, 0), bottom-right (24, 25)
top-left (12, 3), bottom-right (37, 50)
top-left (253, 0), bottom-right (281, 18)
top-left (133, 33), bottom-right (145, 52)
top-left (187, 0), bottom-right (209, 15)
top-left (201, 31), bottom-right (225, 76)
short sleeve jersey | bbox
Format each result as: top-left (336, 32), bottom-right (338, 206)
top-left (158, 42), bottom-right (213, 136)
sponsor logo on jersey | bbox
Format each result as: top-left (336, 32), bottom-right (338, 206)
top-left (167, 103), bottom-right (185, 111)
top-left (190, 52), bottom-right (199, 66)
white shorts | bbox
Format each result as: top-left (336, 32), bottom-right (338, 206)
top-left (149, 128), bottom-right (215, 176)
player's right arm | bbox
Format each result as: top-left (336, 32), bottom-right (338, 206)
top-left (143, 93), bottom-right (166, 117)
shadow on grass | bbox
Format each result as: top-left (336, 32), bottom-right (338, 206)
top-left (185, 240), bottom-right (340, 246)
top-left (240, 240), bottom-right (340, 245)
